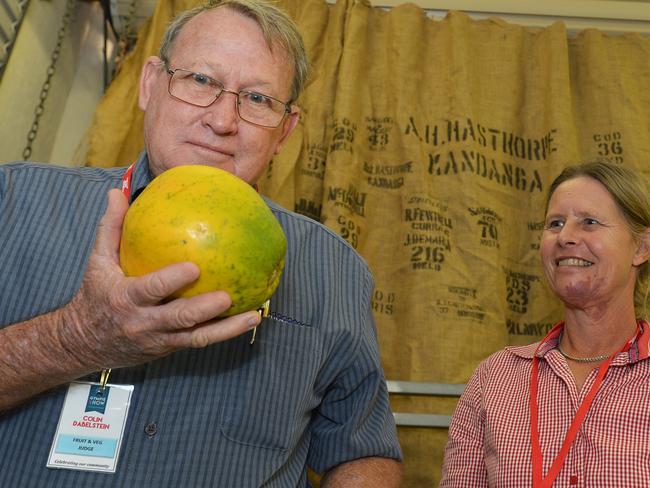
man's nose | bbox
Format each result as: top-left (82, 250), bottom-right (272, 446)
top-left (202, 90), bottom-right (239, 134)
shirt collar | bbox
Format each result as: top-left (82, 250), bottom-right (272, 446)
top-left (128, 152), bottom-right (260, 199)
top-left (128, 151), bottom-right (155, 203)
top-left (506, 319), bottom-right (650, 364)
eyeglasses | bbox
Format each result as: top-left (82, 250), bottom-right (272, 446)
top-left (166, 66), bottom-right (291, 128)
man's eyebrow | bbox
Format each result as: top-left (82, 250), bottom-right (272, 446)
top-left (188, 63), bottom-right (277, 92)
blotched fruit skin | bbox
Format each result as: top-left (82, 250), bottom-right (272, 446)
top-left (119, 165), bottom-right (287, 316)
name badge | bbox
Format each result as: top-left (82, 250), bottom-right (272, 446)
top-left (47, 381), bottom-right (133, 473)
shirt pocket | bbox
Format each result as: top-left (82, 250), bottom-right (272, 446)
top-left (219, 316), bottom-right (321, 451)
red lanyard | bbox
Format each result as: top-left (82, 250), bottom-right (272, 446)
top-left (530, 322), bottom-right (639, 487)
top-left (121, 163), bottom-right (136, 200)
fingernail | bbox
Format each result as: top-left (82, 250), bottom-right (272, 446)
top-left (248, 313), bottom-right (261, 328)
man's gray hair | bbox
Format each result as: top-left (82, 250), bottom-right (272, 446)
top-left (158, 0), bottom-right (309, 103)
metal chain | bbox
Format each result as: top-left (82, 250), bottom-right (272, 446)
top-left (22, 0), bottom-right (77, 160)
top-left (113, 0), bottom-right (137, 78)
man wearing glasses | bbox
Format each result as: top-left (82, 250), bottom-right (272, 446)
top-left (0, 1), bottom-right (402, 486)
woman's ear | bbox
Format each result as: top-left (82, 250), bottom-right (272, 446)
top-left (633, 228), bottom-right (650, 266)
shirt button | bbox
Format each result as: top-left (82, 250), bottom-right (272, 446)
top-left (144, 422), bottom-right (157, 437)
top-left (569, 475), bottom-right (579, 485)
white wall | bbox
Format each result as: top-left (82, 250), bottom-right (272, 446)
top-left (362, 0), bottom-right (650, 35)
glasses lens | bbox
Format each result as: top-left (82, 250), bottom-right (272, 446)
top-left (238, 91), bottom-right (286, 127)
top-left (169, 70), bottom-right (219, 107)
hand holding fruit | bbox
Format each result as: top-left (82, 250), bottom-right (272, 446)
top-left (61, 186), bottom-right (263, 372)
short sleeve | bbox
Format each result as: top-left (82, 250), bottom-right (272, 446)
top-left (306, 273), bottom-right (402, 473)
top-left (440, 363), bottom-right (488, 487)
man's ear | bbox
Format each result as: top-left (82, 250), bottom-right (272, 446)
top-left (273, 107), bottom-right (300, 155)
top-left (633, 228), bottom-right (650, 266)
top-left (138, 56), bottom-right (164, 111)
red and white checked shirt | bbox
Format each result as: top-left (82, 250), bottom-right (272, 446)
top-left (440, 320), bottom-right (650, 487)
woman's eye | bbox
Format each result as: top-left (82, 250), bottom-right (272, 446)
top-left (584, 218), bottom-right (599, 226)
top-left (545, 220), bottom-right (563, 230)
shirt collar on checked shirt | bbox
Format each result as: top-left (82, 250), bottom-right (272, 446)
top-left (504, 319), bottom-right (650, 365)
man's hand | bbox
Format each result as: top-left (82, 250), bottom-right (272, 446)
top-left (65, 189), bottom-right (261, 369)
top-left (0, 189), bottom-right (261, 412)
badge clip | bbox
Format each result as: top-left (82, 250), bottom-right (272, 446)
top-left (99, 368), bottom-right (111, 393)
top-left (250, 300), bottom-right (270, 345)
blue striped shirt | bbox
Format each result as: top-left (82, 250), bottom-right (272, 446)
top-left (0, 153), bottom-right (401, 487)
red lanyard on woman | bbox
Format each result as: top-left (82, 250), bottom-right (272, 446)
top-left (529, 322), bottom-right (640, 487)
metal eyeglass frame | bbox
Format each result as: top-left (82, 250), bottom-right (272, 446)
top-left (165, 66), bottom-right (292, 128)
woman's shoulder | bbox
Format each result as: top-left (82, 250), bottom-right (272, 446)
top-left (472, 342), bottom-right (538, 379)
top-left (504, 341), bottom-right (539, 359)
top-left (464, 343), bottom-right (539, 396)
top-left (482, 342), bottom-right (538, 363)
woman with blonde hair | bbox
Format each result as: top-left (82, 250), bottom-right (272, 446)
top-left (441, 161), bottom-right (650, 487)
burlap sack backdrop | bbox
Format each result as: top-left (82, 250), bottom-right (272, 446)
top-left (85, 0), bottom-right (650, 484)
